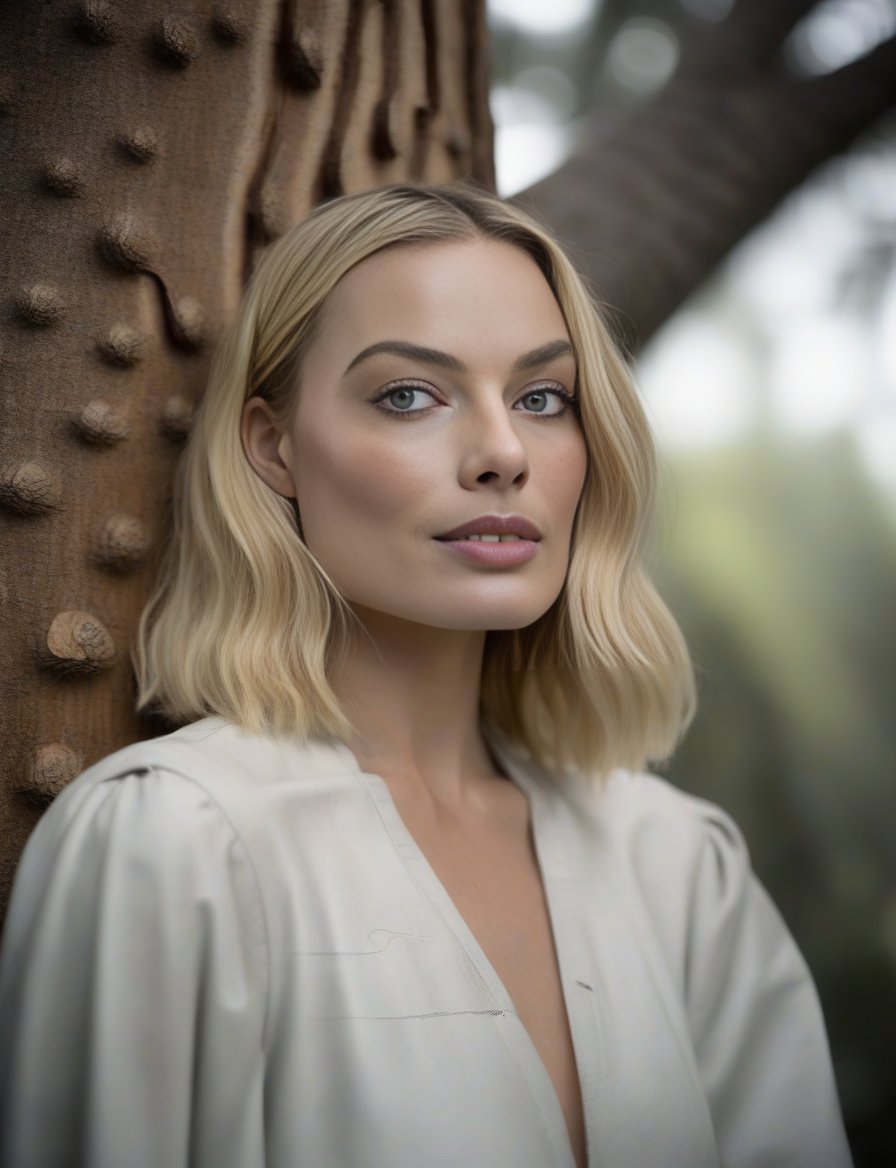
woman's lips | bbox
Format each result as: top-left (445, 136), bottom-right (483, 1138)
top-left (435, 537), bottom-right (539, 566)
top-left (435, 514), bottom-right (542, 541)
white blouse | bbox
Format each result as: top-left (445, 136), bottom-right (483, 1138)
top-left (0, 716), bottom-right (852, 1168)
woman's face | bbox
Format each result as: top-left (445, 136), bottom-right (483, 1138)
top-left (247, 237), bottom-right (588, 633)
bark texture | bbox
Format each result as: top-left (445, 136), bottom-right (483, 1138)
top-left (0, 0), bottom-right (493, 913)
top-left (519, 0), bottom-right (896, 351)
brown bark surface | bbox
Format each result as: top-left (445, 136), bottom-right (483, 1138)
top-left (519, 0), bottom-right (896, 351)
top-left (0, 0), bottom-right (493, 913)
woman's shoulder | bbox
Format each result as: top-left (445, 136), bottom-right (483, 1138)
top-left (603, 769), bottom-right (809, 1020)
top-left (71, 715), bottom-right (351, 790)
top-left (602, 767), bottom-right (753, 899)
top-left (2, 723), bottom-right (276, 1003)
top-left (544, 760), bottom-right (749, 882)
top-left (495, 729), bottom-right (739, 855)
top-left (15, 718), bottom-right (358, 900)
top-left (496, 737), bottom-right (750, 918)
top-left (597, 767), bottom-right (747, 868)
top-left (45, 716), bottom-right (352, 827)
top-left (542, 764), bottom-right (761, 985)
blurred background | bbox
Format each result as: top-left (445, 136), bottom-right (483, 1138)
top-left (486, 0), bottom-right (896, 1161)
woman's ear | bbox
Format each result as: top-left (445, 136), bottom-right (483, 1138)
top-left (240, 396), bottom-right (297, 498)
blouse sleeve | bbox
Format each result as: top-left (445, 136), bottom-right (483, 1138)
top-left (0, 765), bottom-right (268, 1168)
top-left (683, 799), bottom-right (853, 1168)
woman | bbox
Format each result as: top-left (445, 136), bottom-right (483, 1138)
top-left (0, 185), bottom-right (851, 1167)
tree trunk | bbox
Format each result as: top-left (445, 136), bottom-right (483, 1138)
top-left (520, 0), bottom-right (896, 352)
top-left (0, 0), bottom-right (493, 913)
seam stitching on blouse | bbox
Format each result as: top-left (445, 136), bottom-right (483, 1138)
top-left (318, 1008), bottom-right (508, 1022)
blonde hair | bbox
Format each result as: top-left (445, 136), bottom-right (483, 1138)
top-left (135, 184), bottom-right (695, 777)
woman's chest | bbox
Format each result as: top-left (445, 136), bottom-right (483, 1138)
top-left (256, 780), bottom-right (721, 1167)
top-left (400, 798), bottom-right (589, 1168)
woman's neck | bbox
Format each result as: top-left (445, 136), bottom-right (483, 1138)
top-left (330, 607), bottom-right (502, 811)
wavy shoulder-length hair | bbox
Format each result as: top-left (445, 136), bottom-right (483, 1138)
top-left (135, 183), bottom-right (695, 778)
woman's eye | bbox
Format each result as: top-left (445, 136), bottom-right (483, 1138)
top-left (516, 387), bottom-right (576, 416)
top-left (373, 384), bottom-right (438, 415)
top-left (372, 382), bottom-right (576, 418)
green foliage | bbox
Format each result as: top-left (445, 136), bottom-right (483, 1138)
top-left (652, 430), bottom-right (896, 1148)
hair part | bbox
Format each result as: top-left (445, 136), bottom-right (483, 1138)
top-left (135, 183), bottom-right (695, 779)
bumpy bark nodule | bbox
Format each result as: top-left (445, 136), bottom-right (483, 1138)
top-left (0, 0), bottom-right (494, 914)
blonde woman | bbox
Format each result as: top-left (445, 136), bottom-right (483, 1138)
top-left (0, 185), bottom-right (851, 1168)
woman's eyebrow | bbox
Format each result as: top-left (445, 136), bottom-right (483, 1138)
top-left (344, 340), bottom-right (464, 375)
top-left (512, 339), bottom-right (575, 371)
top-left (343, 338), bottom-right (574, 377)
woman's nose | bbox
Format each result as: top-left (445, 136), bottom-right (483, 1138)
top-left (456, 401), bottom-right (529, 490)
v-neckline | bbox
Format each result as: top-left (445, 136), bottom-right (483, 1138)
top-left (332, 730), bottom-right (589, 1168)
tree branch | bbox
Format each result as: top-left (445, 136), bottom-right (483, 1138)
top-left (519, 13), bottom-right (896, 352)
